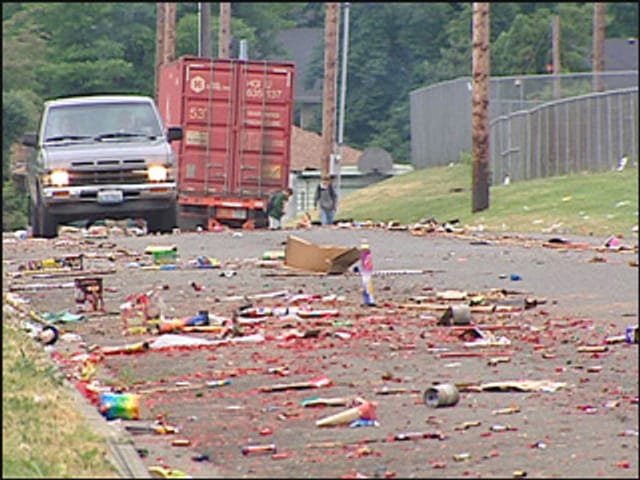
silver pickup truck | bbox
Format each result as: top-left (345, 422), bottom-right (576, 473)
top-left (22, 95), bottom-right (183, 238)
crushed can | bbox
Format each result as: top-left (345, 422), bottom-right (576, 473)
top-left (424, 383), bottom-right (460, 408)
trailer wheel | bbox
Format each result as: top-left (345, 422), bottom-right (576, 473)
top-left (147, 203), bottom-right (178, 234)
top-left (252, 210), bottom-right (269, 229)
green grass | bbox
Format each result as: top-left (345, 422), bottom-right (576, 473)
top-left (2, 312), bottom-right (119, 478)
top-left (331, 164), bottom-right (639, 237)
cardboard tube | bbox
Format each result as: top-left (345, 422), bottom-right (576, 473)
top-left (101, 341), bottom-right (149, 355)
top-left (315, 401), bottom-right (375, 427)
top-left (315, 406), bottom-right (361, 427)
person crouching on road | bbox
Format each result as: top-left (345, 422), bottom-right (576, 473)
top-left (267, 187), bottom-right (293, 230)
top-left (314, 175), bottom-right (338, 226)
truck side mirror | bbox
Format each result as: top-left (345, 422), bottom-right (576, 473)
top-left (167, 127), bottom-right (183, 142)
top-left (22, 132), bottom-right (38, 147)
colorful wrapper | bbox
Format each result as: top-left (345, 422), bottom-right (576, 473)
top-left (99, 392), bottom-right (141, 420)
top-left (360, 246), bottom-right (376, 306)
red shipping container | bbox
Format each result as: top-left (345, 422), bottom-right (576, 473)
top-left (158, 56), bottom-right (295, 229)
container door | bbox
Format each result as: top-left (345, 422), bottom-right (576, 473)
top-left (232, 62), bottom-right (295, 197)
top-left (179, 59), bottom-right (235, 196)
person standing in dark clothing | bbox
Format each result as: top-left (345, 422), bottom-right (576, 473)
top-left (314, 175), bottom-right (338, 226)
top-left (267, 187), bottom-right (293, 230)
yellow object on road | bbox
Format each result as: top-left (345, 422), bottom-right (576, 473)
top-left (148, 465), bottom-right (191, 478)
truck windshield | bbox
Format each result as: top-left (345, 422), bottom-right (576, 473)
top-left (43, 102), bottom-right (164, 143)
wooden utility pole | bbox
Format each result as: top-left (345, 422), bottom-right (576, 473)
top-left (592, 3), bottom-right (606, 92)
top-left (155, 3), bottom-right (166, 102)
top-left (199, 2), bottom-right (212, 57)
top-left (163, 3), bottom-right (176, 64)
top-left (155, 3), bottom-right (176, 101)
top-left (552, 15), bottom-right (561, 99)
top-left (219, 3), bottom-right (231, 58)
top-left (321, 3), bottom-right (339, 177)
top-left (471, 2), bottom-right (490, 213)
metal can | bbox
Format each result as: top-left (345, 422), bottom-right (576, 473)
top-left (439, 304), bottom-right (471, 326)
top-left (424, 383), bottom-right (460, 408)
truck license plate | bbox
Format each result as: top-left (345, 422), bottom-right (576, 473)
top-left (217, 207), bottom-right (247, 219)
top-left (97, 190), bottom-right (123, 204)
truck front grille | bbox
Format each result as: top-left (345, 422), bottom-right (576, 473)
top-left (69, 158), bottom-right (148, 186)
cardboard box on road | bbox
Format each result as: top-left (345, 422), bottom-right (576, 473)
top-left (284, 235), bottom-right (360, 274)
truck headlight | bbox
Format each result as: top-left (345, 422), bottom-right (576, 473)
top-left (50, 169), bottom-right (70, 187)
top-left (147, 165), bottom-right (168, 182)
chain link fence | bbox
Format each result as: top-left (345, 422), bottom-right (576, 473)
top-left (491, 87), bottom-right (638, 184)
top-left (410, 77), bottom-right (472, 169)
top-left (410, 71), bottom-right (639, 183)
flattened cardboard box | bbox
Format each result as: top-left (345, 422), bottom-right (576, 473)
top-left (284, 235), bottom-right (360, 274)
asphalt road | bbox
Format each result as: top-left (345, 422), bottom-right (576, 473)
top-left (3, 226), bottom-right (638, 478)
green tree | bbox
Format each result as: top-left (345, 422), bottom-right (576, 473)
top-left (489, 3), bottom-right (523, 42)
top-left (555, 3), bottom-right (593, 72)
top-left (110, 3), bottom-right (157, 93)
top-left (607, 3), bottom-right (639, 38)
top-left (175, 11), bottom-right (258, 58)
top-left (231, 3), bottom-right (296, 58)
top-left (2, 8), bottom-right (49, 96)
top-left (2, 90), bottom-right (35, 180)
top-left (2, 90), bottom-right (35, 230)
top-left (432, 3), bottom-right (474, 83)
top-left (492, 8), bottom-right (553, 76)
top-left (492, 4), bottom-right (593, 76)
top-left (284, 2), bottom-right (325, 28)
top-left (2, 179), bottom-right (28, 231)
top-left (340, 3), bottom-right (457, 161)
top-left (20, 3), bottom-right (148, 98)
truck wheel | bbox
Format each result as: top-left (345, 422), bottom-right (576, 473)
top-left (253, 210), bottom-right (269, 229)
top-left (39, 205), bottom-right (58, 238)
top-left (30, 201), bottom-right (42, 237)
top-left (147, 204), bottom-right (177, 234)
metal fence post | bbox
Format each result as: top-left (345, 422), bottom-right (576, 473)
top-left (564, 101), bottom-right (569, 174)
top-left (618, 93), bottom-right (623, 164)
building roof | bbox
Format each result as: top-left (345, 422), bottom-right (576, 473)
top-left (275, 28), bottom-right (323, 104)
top-left (291, 126), bottom-right (361, 172)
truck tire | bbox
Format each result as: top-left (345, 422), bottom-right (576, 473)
top-left (147, 204), bottom-right (177, 234)
top-left (252, 210), bottom-right (269, 229)
top-left (39, 205), bottom-right (58, 239)
top-left (30, 201), bottom-right (42, 237)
